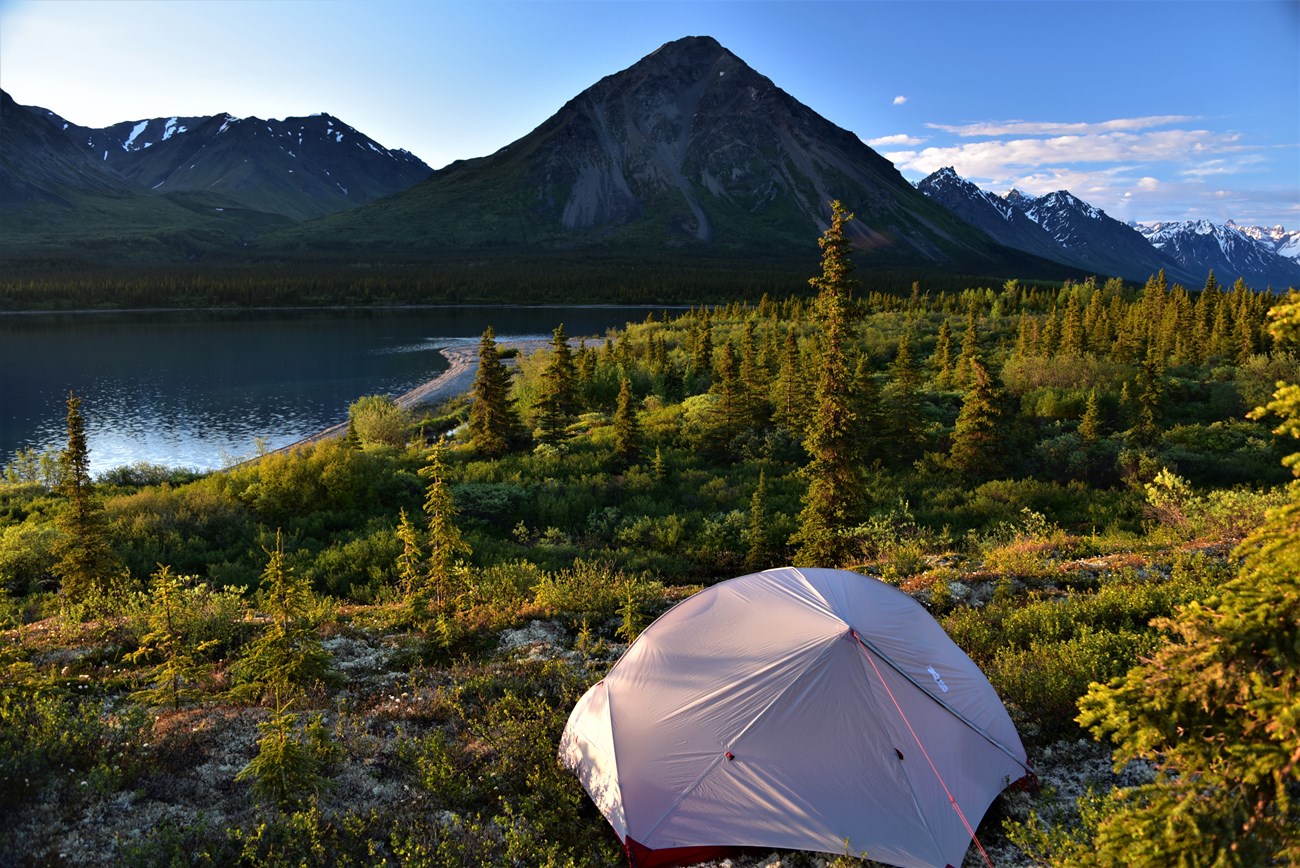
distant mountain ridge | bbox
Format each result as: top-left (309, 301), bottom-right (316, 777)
top-left (1134, 219), bottom-right (1300, 289)
top-left (0, 89), bottom-right (431, 254)
top-left (918, 166), bottom-right (1298, 289)
top-left (1226, 221), bottom-right (1300, 262)
top-left (3, 40), bottom-right (1292, 291)
top-left (270, 35), bottom-right (1043, 275)
top-left (54, 109), bottom-right (432, 220)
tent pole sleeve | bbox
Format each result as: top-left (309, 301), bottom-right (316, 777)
top-left (850, 630), bottom-right (1033, 776)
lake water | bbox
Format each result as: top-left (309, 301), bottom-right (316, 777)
top-left (0, 306), bottom-right (654, 474)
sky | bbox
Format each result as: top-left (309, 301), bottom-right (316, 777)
top-left (1, 0), bottom-right (1297, 228)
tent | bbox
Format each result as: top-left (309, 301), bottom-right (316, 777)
top-left (559, 567), bottom-right (1031, 868)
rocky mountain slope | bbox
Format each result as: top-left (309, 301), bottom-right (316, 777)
top-left (0, 90), bottom-right (431, 256)
top-left (1135, 219), bottom-right (1300, 289)
top-left (914, 167), bottom-right (1300, 287)
top-left (916, 168), bottom-right (1093, 270)
top-left (1001, 188), bottom-right (1196, 284)
top-left (1230, 221), bottom-right (1300, 262)
top-left (272, 36), bottom-right (1041, 274)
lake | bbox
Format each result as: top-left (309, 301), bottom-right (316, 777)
top-left (0, 306), bottom-right (657, 475)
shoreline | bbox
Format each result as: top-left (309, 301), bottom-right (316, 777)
top-left (0, 302), bottom-right (689, 318)
top-left (263, 338), bottom-right (553, 456)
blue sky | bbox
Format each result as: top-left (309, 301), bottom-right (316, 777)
top-left (1, 0), bottom-right (1296, 227)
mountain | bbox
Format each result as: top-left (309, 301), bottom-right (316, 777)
top-left (1227, 221), bottom-right (1300, 263)
top-left (0, 89), bottom-right (140, 207)
top-left (0, 89), bottom-right (431, 256)
top-left (271, 36), bottom-right (1045, 275)
top-left (59, 110), bottom-right (431, 221)
top-left (918, 166), bottom-right (1192, 284)
top-left (916, 167), bottom-right (1092, 269)
top-left (999, 188), bottom-right (1195, 285)
top-left (0, 90), bottom-right (295, 257)
top-left (1135, 220), bottom-right (1300, 289)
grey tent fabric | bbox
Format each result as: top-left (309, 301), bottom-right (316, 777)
top-left (559, 567), bottom-right (1029, 868)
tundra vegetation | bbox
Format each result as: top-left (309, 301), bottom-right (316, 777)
top-left (2, 211), bottom-right (1298, 864)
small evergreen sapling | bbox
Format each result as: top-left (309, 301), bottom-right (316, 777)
top-left (128, 566), bottom-right (217, 711)
top-left (228, 532), bottom-right (333, 706)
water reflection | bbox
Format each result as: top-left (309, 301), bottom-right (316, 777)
top-left (0, 306), bottom-right (649, 474)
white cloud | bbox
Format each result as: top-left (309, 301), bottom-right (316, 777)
top-left (1137, 176), bottom-right (1160, 191)
top-left (926, 115), bottom-right (1201, 137)
top-left (885, 129), bottom-right (1244, 179)
top-left (865, 133), bottom-right (926, 147)
top-left (892, 95), bottom-right (907, 106)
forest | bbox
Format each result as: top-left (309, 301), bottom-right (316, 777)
top-left (2, 206), bottom-right (1298, 865)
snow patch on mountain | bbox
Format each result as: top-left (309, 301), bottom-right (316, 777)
top-left (123, 120), bottom-right (148, 150)
top-left (1228, 221), bottom-right (1300, 262)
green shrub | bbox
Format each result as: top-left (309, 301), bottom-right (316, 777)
top-left (347, 395), bottom-right (413, 448)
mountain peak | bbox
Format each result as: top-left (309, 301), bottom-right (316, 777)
top-left (650, 35), bottom-right (727, 59)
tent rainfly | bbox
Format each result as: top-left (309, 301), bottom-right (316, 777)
top-left (559, 567), bottom-right (1032, 868)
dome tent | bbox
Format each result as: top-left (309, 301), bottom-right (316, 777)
top-left (559, 567), bottom-right (1031, 868)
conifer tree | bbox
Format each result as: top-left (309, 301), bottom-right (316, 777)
top-left (850, 353), bottom-right (883, 463)
top-left (52, 391), bottom-right (121, 610)
top-left (792, 201), bottom-right (864, 567)
top-left (947, 359), bottom-right (1004, 476)
top-left (953, 304), bottom-right (980, 388)
top-left (1059, 289), bottom-right (1086, 357)
top-left (882, 332), bottom-right (927, 462)
top-left (129, 566), bottom-right (217, 711)
top-left (931, 318), bottom-right (953, 387)
top-left (534, 324), bottom-right (577, 446)
top-left (228, 531), bottom-right (332, 705)
top-left (1066, 299), bottom-right (1300, 864)
top-left (738, 319), bottom-right (768, 428)
top-left (1078, 388), bottom-right (1103, 443)
top-left (395, 507), bottom-right (422, 605)
top-left (744, 471), bottom-right (773, 572)
top-left (420, 440), bottom-right (470, 615)
top-left (711, 342), bottom-right (743, 444)
top-left (1039, 307), bottom-right (1061, 357)
top-left (467, 326), bottom-right (522, 456)
top-left (613, 376), bottom-right (641, 463)
top-left (771, 328), bottom-right (806, 433)
top-left (1128, 348), bottom-right (1165, 446)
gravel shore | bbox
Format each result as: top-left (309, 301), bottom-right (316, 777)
top-left (273, 338), bottom-right (551, 453)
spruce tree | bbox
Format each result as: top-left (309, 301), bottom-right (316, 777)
top-left (952, 304), bottom-right (980, 389)
top-left (772, 328), bottom-right (806, 433)
top-left (468, 326), bottom-right (522, 456)
top-left (228, 531), bottom-right (333, 705)
top-left (1078, 388), bottom-right (1103, 443)
top-left (128, 566), bottom-right (217, 711)
top-left (738, 319), bottom-right (768, 428)
top-left (931, 318), bottom-right (953, 387)
top-left (534, 324), bottom-right (577, 446)
top-left (745, 470), bottom-right (773, 572)
top-left (52, 391), bottom-right (121, 611)
top-left (882, 332), bottom-right (927, 463)
top-left (613, 375), bottom-right (641, 463)
top-left (711, 341), bottom-right (742, 444)
top-left (1066, 300), bottom-right (1300, 863)
top-left (395, 507), bottom-right (423, 608)
top-left (420, 440), bottom-right (470, 615)
top-left (947, 359), bottom-right (1004, 476)
top-left (1128, 347), bottom-right (1164, 446)
top-left (792, 201), bottom-right (864, 567)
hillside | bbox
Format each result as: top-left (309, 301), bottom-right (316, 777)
top-left (268, 37), bottom-right (1055, 278)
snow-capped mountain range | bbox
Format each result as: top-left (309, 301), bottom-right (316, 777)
top-left (49, 107), bottom-right (432, 221)
top-left (918, 167), bottom-right (1300, 289)
top-left (1, 88), bottom-right (432, 236)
